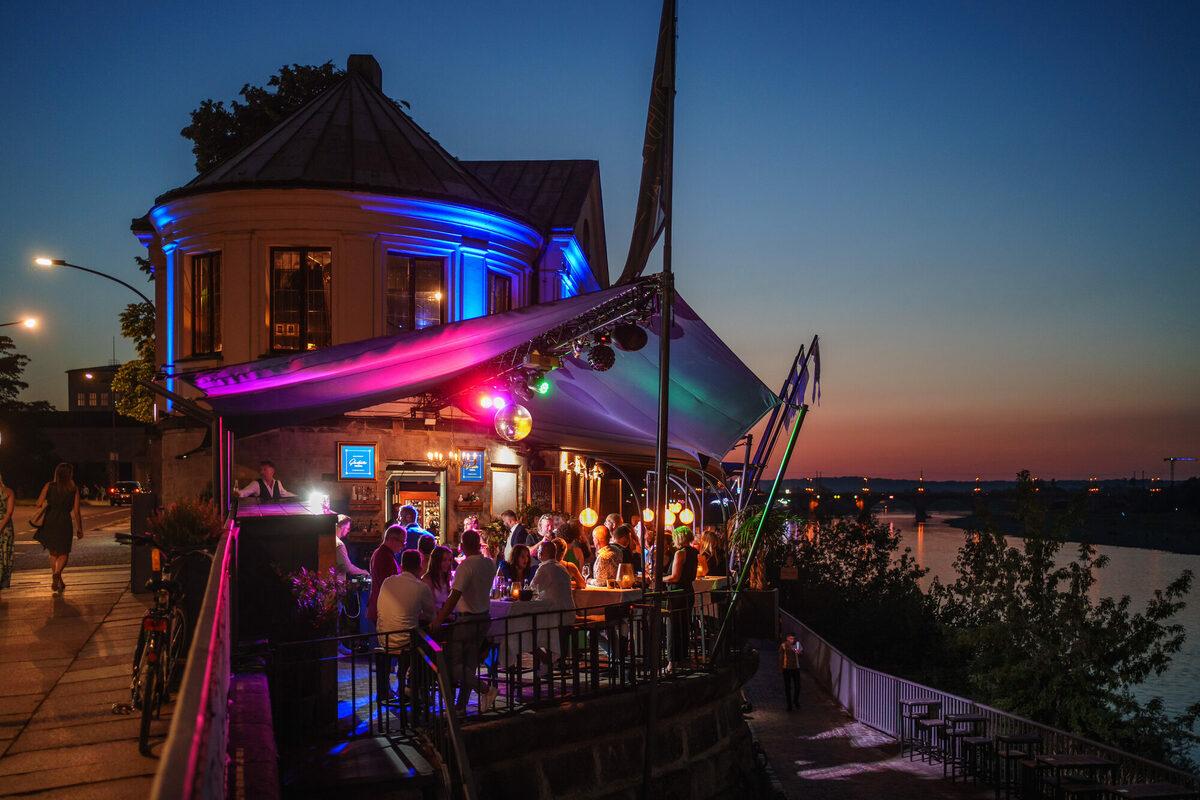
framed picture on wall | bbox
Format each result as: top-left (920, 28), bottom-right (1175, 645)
top-left (527, 471), bottom-right (557, 511)
top-left (458, 450), bottom-right (485, 482)
top-left (338, 442), bottom-right (376, 481)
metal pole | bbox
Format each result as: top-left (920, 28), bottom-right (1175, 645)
top-left (739, 434), bottom-right (752, 510)
top-left (39, 259), bottom-right (154, 306)
top-left (711, 404), bottom-right (808, 662)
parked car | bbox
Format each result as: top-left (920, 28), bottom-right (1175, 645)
top-left (108, 481), bottom-right (144, 506)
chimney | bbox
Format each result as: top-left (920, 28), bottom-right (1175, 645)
top-left (347, 54), bottom-right (382, 91)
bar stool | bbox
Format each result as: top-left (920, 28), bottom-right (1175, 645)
top-left (960, 736), bottom-right (993, 784)
top-left (994, 733), bottom-right (1041, 800)
top-left (916, 717), bottom-right (949, 763)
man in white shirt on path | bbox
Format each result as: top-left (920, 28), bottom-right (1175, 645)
top-left (376, 549), bottom-right (437, 703)
top-left (432, 530), bottom-right (498, 714)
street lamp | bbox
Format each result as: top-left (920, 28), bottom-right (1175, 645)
top-left (34, 257), bottom-right (153, 306)
top-left (0, 318), bottom-right (37, 328)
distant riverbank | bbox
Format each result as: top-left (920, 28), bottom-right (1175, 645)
top-left (944, 511), bottom-right (1200, 556)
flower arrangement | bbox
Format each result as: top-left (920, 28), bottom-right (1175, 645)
top-left (148, 499), bottom-right (224, 550)
top-left (285, 566), bottom-right (345, 629)
top-left (481, 518), bottom-right (508, 560)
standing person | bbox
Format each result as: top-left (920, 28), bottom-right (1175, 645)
top-left (526, 514), bottom-right (554, 562)
top-left (501, 509), bottom-right (527, 562)
top-left (237, 460), bottom-right (296, 499)
top-left (33, 463), bottom-right (84, 593)
top-left (422, 545), bottom-right (455, 609)
top-left (366, 525), bottom-right (406, 625)
top-left (431, 530), bottom-right (498, 715)
top-left (0, 472), bottom-right (15, 593)
top-left (555, 522), bottom-right (588, 574)
top-left (699, 529), bottom-right (727, 577)
top-left (589, 526), bottom-right (620, 587)
top-left (377, 549), bottom-right (438, 651)
top-left (779, 633), bottom-right (804, 711)
top-left (334, 515), bottom-right (370, 582)
top-left (663, 526), bottom-right (699, 672)
top-left (397, 504), bottom-right (430, 551)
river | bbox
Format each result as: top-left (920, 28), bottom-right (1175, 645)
top-left (879, 511), bottom-right (1200, 757)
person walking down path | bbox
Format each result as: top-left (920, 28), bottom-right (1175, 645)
top-left (33, 462), bottom-right (84, 594)
top-left (779, 633), bottom-right (803, 711)
top-left (0, 472), bottom-right (15, 592)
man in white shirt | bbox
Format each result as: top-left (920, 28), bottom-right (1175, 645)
top-left (590, 526), bottom-right (620, 587)
top-left (376, 549), bottom-right (437, 703)
top-left (237, 460), bottom-right (296, 500)
top-left (432, 530), bottom-right (498, 714)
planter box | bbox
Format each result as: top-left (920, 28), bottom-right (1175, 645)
top-left (454, 501), bottom-right (483, 512)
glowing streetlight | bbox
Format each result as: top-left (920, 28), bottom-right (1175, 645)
top-left (0, 318), bottom-right (37, 329)
top-left (34, 257), bottom-right (153, 306)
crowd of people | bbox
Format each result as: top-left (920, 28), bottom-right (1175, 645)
top-left (350, 503), bottom-right (731, 712)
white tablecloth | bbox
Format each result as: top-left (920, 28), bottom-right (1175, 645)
top-left (487, 599), bottom-right (574, 667)
top-left (572, 586), bottom-right (642, 611)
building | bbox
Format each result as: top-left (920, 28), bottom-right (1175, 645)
top-left (132, 55), bottom-right (774, 540)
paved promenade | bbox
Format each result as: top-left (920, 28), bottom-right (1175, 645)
top-left (742, 641), bottom-right (992, 800)
top-left (0, 519), bottom-right (172, 798)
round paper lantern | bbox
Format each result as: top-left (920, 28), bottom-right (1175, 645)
top-left (641, 507), bottom-right (654, 523)
top-left (494, 403), bottom-right (532, 441)
top-left (579, 507), bottom-right (598, 527)
top-left (663, 509), bottom-right (676, 526)
top-left (668, 501), bottom-right (682, 514)
top-left (679, 508), bottom-right (695, 525)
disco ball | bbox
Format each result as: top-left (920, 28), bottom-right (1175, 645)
top-left (588, 343), bottom-right (616, 371)
top-left (494, 403), bottom-right (533, 442)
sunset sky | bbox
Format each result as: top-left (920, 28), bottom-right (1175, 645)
top-left (2, 1), bottom-right (1197, 481)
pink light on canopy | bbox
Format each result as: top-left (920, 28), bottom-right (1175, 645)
top-left (189, 281), bottom-right (780, 462)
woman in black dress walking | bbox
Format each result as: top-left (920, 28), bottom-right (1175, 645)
top-left (33, 463), bottom-right (84, 593)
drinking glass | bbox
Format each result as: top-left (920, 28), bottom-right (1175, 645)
top-left (582, 565), bottom-right (591, 582)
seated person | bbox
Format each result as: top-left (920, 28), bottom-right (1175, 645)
top-left (417, 533), bottom-right (437, 576)
top-left (552, 538), bottom-right (586, 589)
top-left (589, 526), bottom-right (620, 587)
top-left (529, 540), bottom-right (575, 673)
top-left (612, 524), bottom-right (643, 573)
top-left (422, 545), bottom-right (455, 609)
top-left (496, 543), bottom-right (537, 585)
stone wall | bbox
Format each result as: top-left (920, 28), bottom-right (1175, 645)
top-left (461, 654), bottom-right (764, 800)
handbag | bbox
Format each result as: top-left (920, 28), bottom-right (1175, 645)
top-left (30, 504), bottom-right (47, 529)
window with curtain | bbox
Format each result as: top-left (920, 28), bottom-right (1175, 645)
top-left (271, 248), bottom-right (332, 351)
top-left (488, 271), bottom-right (512, 315)
top-left (191, 252), bottom-right (222, 355)
top-left (386, 254), bottom-right (444, 333)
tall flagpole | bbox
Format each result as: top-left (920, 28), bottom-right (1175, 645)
top-left (644, 1), bottom-right (676, 796)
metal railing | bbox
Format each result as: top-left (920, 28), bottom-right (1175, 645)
top-left (782, 610), bottom-right (1200, 790)
top-left (150, 523), bottom-right (238, 800)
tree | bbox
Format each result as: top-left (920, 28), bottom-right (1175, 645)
top-left (114, 256), bottom-right (156, 423)
top-left (932, 471), bottom-right (1200, 771)
top-left (0, 335), bottom-right (59, 493)
top-left (0, 336), bottom-right (53, 413)
top-left (180, 62), bottom-right (346, 174)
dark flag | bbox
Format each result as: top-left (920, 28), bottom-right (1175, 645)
top-left (617, 0), bottom-right (676, 286)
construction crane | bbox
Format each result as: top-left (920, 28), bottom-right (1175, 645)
top-left (1164, 457), bottom-right (1197, 486)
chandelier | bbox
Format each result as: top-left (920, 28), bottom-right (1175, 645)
top-left (426, 450), bottom-right (464, 469)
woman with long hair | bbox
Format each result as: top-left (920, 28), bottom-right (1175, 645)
top-left (422, 544), bottom-right (455, 609)
top-left (496, 543), bottom-right (537, 585)
top-left (0, 472), bottom-right (15, 593)
top-left (33, 463), bottom-right (84, 593)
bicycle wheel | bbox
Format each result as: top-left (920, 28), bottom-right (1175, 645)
top-left (138, 652), bottom-right (158, 756)
top-left (163, 605), bottom-right (187, 694)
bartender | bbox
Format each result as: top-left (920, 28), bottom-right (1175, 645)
top-left (237, 460), bottom-right (297, 499)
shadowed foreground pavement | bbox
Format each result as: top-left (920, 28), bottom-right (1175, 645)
top-left (0, 519), bottom-right (172, 798)
top-left (742, 641), bottom-right (992, 800)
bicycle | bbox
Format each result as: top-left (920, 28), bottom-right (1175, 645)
top-left (115, 532), bottom-right (210, 755)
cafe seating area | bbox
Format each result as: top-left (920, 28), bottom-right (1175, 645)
top-left (896, 697), bottom-right (1199, 799)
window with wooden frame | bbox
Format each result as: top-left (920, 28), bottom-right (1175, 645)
top-left (271, 248), bottom-right (332, 352)
top-left (488, 271), bottom-right (512, 315)
top-left (386, 253), bottom-right (444, 333)
top-left (190, 252), bottom-right (221, 355)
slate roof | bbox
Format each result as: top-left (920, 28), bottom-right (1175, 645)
top-left (462, 160), bottom-right (599, 231)
top-left (155, 68), bottom-right (527, 225)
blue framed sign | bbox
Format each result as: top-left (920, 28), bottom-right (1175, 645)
top-left (458, 450), bottom-right (485, 482)
top-left (338, 442), bottom-right (376, 481)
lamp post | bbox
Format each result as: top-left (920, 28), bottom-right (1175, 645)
top-left (34, 258), bottom-right (153, 306)
top-left (0, 318), bottom-right (37, 328)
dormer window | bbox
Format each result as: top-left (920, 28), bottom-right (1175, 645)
top-left (387, 253), bottom-right (444, 333)
top-left (271, 248), bottom-right (332, 352)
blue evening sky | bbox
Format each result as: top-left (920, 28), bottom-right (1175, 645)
top-left (1, 0), bottom-right (1197, 480)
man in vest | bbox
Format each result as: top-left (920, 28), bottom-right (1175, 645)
top-left (237, 460), bottom-right (297, 499)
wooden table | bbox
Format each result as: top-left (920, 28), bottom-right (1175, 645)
top-left (1105, 783), bottom-right (1200, 799)
top-left (1034, 753), bottom-right (1119, 799)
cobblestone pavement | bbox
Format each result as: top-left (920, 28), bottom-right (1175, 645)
top-left (0, 548), bottom-right (173, 797)
top-left (742, 641), bottom-right (993, 800)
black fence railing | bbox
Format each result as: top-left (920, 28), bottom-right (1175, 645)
top-left (266, 588), bottom-right (742, 797)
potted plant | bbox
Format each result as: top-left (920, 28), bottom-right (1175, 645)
top-left (147, 499), bottom-right (224, 641)
top-left (274, 566), bottom-right (344, 737)
top-left (481, 518), bottom-right (508, 561)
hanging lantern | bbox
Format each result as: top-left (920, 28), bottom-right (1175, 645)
top-left (679, 508), bottom-right (695, 525)
top-left (641, 507), bottom-right (654, 523)
top-left (668, 501), bottom-right (682, 514)
top-left (494, 403), bottom-right (532, 442)
top-left (663, 509), bottom-right (676, 526)
top-left (579, 507), bottom-right (598, 527)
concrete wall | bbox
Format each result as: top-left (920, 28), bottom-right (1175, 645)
top-left (461, 655), bottom-right (764, 800)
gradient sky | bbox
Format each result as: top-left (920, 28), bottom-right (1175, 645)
top-left (2, 1), bottom-right (1197, 481)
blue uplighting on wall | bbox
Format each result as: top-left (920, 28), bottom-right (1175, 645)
top-left (550, 232), bottom-right (596, 298)
top-left (163, 244), bottom-right (176, 410)
top-left (353, 195), bottom-right (542, 249)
